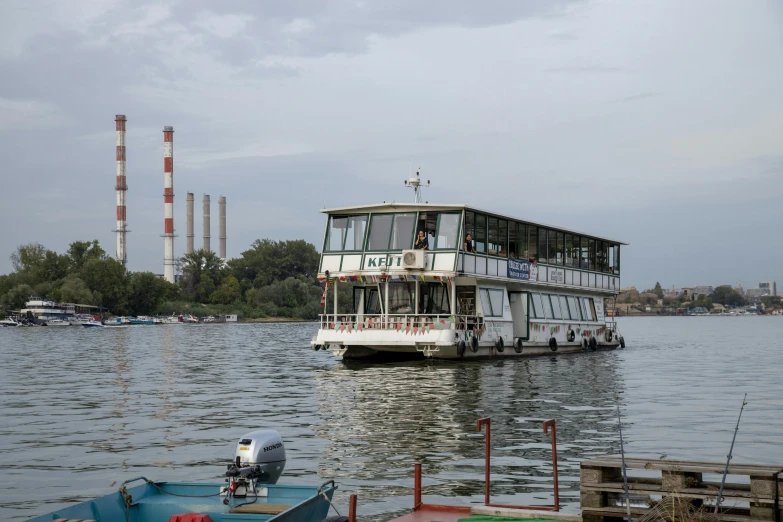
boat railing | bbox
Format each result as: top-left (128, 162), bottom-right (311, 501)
top-left (319, 313), bottom-right (484, 331)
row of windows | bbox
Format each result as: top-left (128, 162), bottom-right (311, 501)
top-left (465, 211), bottom-right (620, 274)
top-left (325, 212), bottom-right (461, 252)
top-left (530, 293), bottom-right (598, 322)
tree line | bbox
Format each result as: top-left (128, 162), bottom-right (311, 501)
top-left (0, 238), bottom-right (324, 319)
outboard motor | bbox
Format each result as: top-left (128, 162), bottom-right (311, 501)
top-left (224, 430), bottom-right (286, 503)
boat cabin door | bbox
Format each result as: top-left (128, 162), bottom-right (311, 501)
top-left (508, 291), bottom-right (529, 341)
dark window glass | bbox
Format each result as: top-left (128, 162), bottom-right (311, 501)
top-left (474, 214), bottom-right (487, 253)
top-left (488, 217), bottom-right (499, 255)
top-left (509, 222), bottom-right (518, 259)
top-left (556, 232), bottom-right (564, 265)
top-left (537, 228), bottom-right (547, 263)
top-left (368, 215), bottom-right (393, 250)
top-left (527, 225), bottom-right (536, 260)
top-left (564, 234), bottom-right (575, 267)
top-left (548, 230), bottom-right (557, 264)
top-left (497, 219), bottom-right (507, 257)
top-left (588, 239), bottom-right (596, 271)
top-left (580, 237), bottom-right (589, 269)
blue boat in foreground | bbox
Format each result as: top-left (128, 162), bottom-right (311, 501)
top-left (28, 430), bottom-right (341, 522)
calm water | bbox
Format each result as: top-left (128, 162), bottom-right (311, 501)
top-left (1, 318), bottom-right (781, 520)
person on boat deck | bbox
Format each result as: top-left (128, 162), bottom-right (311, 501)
top-left (415, 230), bottom-right (429, 250)
top-left (464, 233), bottom-right (474, 252)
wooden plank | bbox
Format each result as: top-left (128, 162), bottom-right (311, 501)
top-left (581, 457), bottom-right (783, 476)
top-left (581, 482), bottom-right (776, 504)
top-left (581, 506), bottom-right (756, 522)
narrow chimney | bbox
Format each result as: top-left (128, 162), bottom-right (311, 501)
top-left (219, 195), bottom-right (226, 260)
top-left (114, 115), bottom-right (128, 266)
top-left (203, 194), bottom-right (211, 252)
top-left (163, 126), bottom-right (175, 283)
top-left (186, 192), bottom-right (194, 254)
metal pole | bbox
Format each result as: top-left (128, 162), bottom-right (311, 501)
top-left (348, 494), bottom-right (357, 522)
top-left (615, 397), bottom-right (632, 522)
top-left (414, 463), bottom-right (422, 510)
top-left (477, 418), bottom-right (491, 505)
top-left (715, 393), bottom-right (748, 514)
top-left (543, 420), bottom-right (560, 511)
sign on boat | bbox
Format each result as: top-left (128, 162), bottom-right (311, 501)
top-left (312, 172), bottom-right (627, 359)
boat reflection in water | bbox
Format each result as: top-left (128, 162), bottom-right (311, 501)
top-left (311, 353), bottom-right (626, 518)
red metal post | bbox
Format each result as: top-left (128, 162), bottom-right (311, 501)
top-left (542, 419), bottom-right (560, 511)
top-left (348, 494), bottom-right (357, 522)
top-left (476, 417), bottom-right (491, 505)
top-left (414, 462), bottom-right (422, 510)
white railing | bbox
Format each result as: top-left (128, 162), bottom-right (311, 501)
top-left (319, 313), bottom-right (484, 331)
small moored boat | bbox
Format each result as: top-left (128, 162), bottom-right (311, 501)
top-left (26, 430), bottom-right (338, 522)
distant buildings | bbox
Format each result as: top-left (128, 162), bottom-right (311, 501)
top-left (759, 281), bottom-right (777, 296)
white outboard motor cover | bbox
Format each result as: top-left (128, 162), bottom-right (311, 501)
top-left (234, 430), bottom-right (286, 484)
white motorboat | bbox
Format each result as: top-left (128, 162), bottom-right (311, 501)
top-left (0, 317), bottom-right (19, 327)
top-left (82, 319), bottom-right (104, 328)
top-left (45, 318), bottom-right (71, 326)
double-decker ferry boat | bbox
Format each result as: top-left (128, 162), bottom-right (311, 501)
top-left (311, 177), bottom-right (626, 359)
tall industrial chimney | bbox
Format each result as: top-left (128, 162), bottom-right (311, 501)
top-left (114, 115), bottom-right (128, 266)
top-left (203, 194), bottom-right (211, 252)
top-left (163, 126), bottom-right (175, 283)
top-left (219, 195), bottom-right (226, 260)
top-left (186, 192), bottom-right (194, 254)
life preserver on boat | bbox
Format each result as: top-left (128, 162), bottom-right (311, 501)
top-left (605, 329), bottom-right (613, 343)
top-left (567, 329), bottom-right (576, 342)
top-left (589, 336), bottom-right (598, 351)
top-left (495, 337), bottom-right (505, 352)
top-left (457, 339), bottom-right (466, 357)
top-left (619, 336), bottom-right (626, 349)
top-left (549, 337), bottom-right (558, 352)
top-left (514, 338), bottom-right (523, 353)
top-left (581, 337), bottom-right (589, 351)
top-left (470, 335), bottom-right (479, 353)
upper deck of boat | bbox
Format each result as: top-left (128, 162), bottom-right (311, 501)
top-left (319, 203), bottom-right (625, 294)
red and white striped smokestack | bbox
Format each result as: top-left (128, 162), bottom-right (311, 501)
top-left (115, 115), bottom-right (128, 266)
top-left (163, 126), bottom-right (175, 283)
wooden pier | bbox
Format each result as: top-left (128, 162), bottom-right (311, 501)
top-left (580, 457), bottom-right (783, 521)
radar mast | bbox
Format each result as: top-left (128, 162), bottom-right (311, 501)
top-left (404, 170), bottom-right (430, 203)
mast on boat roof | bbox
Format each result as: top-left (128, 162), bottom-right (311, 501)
top-left (404, 170), bottom-right (430, 203)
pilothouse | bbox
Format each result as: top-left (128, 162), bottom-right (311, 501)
top-left (312, 175), bottom-right (626, 359)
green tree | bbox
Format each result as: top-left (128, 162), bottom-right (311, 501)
top-left (710, 286), bottom-right (746, 307)
top-left (761, 296), bottom-right (782, 309)
top-left (210, 274), bottom-right (242, 304)
top-left (81, 257), bottom-right (130, 313)
top-left (127, 272), bottom-right (176, 315)
top-left (2, 284), bottom-right (35, 310)
top-left (60, 275), bottom-right (95, 305)
top-left (255, 277), bottom-right (323, 319)
top-left (179, 249), bottom-right (226, 303)
top-left (653, 282), bottom-right (664, 299)
top-left (67, 240), bottom-right (106, 272)
top-left (10, 243), bottom-right (48, 285)
top-left (229, 239), bottom-right (320, 288)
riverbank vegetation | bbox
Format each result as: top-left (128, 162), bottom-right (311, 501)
top-left (0, 238), bottom-right (326, 320)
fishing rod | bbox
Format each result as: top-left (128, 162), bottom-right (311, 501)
top-left (615, 395), bottom-right (632, 522)
top-left (714, 393), bottom-right (748, 514)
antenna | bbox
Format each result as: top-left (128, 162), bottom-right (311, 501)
top-left (403, 169), bottom-right (430, 203)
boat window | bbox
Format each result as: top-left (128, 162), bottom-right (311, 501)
top-left (559, 295), bottom-right (571, 320)
top-left (368, 214), bottom-right (393, 250)
top-left (325, 216), bottom-right (347, 252)
top-left (581, 297), bottom-right (594, 321)
top-left (540, 294), bottom-right (553, 319)
top-left (568, 295), bottom-right (581, 320)
top-left (509, 222), bottom-right (518, 259)
top-left (421, 212), bottom-right (437, 249)
top-left (423, 283), bottom-right (451, 314)
top-left (457, 286), bottom-right (476, 315)
top-left (565, 234), bottom-right (576, 267)
top-left (580, 237), bottom-right (589, 269)
top-left (474, 213), bottom-right (487, 253)
top-left (497, 219), bottom-right (507, 257)
top-left (353, 287), bottom-right (362, 313)
top-left (530, 293), bottom-right (541, 318)
top-left (435, 213), bottom-right (460, 249)
top-left (548, 231), bottom-right (557, 264)
top-left (365, 288), bottom-right (382, 315)
top-left (609, 244), bottom-right (620, 274)
top-left (464, 211), bottom-right (474, 249)
top-left (343, 215), bottom-right (367, 251)
top-left (596, 241), bottom-right (606, 272)
top-left (550, 294), bottom-right (563, 319)
top-left (537, 228), bottom-right (547, 263)
top-left (480, 288), bottom-right (504, 317)
top-left (526, 224), bottom-right (536, 260)
top-left (589, 298), bottom-right (598, 320)
top-left (588, 239), bottom-right (596, 271)
top-left (391, 213), bottom-right (416, 249)
top-left (388, 283), bottom-right (415, 314)
top-left (556, 232), bottom-right (564, 265)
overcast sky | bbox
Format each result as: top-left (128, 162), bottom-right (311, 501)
top-left (1, 0), bottom-right (781, 290)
